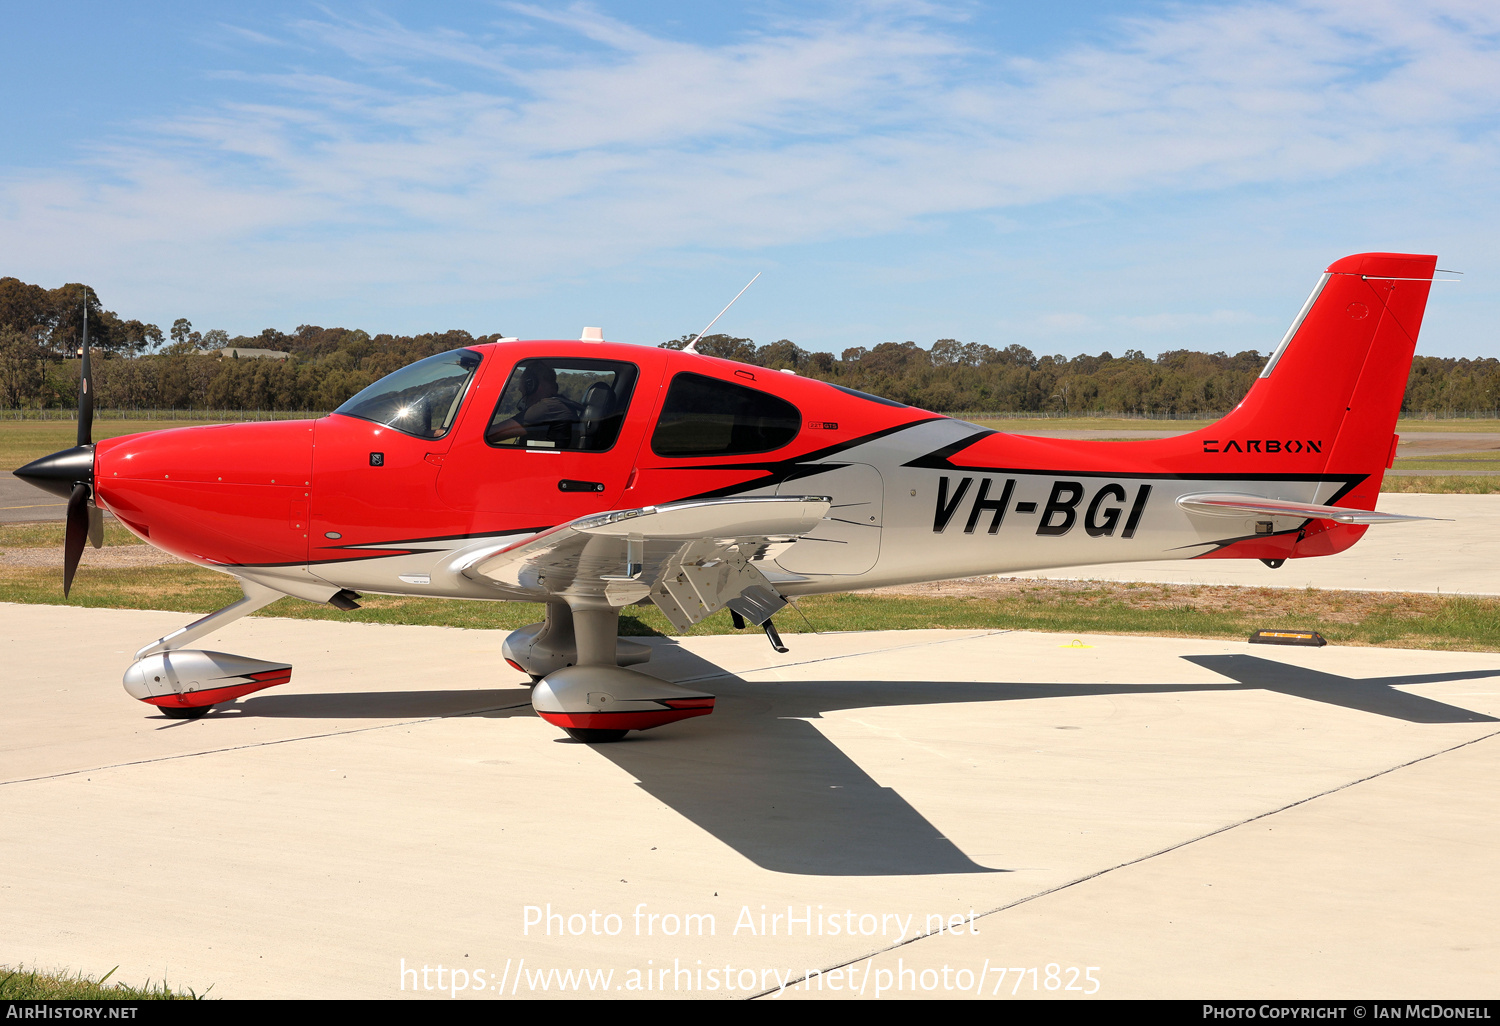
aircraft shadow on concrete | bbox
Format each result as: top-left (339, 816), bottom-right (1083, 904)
top-left (584, 652), bottom-right (1499, 877)
top-left (214, 688), bottom-right (534, 720)
top-left (216, 648), bottom-right (1498, 878)
top-left (1181, 655), bottom-right (1500, 724)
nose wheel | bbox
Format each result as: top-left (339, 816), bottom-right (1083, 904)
top-left (563, 727), bottom-right (629, 743)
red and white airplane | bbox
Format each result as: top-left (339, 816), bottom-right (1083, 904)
top-left (16, 252), bottom-right (1441, 741)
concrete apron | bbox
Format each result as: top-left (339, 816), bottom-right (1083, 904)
top-left (1014, 493), bottom-right (1500, 595)
top-left (2, 604), bottom-right (1497, 1000)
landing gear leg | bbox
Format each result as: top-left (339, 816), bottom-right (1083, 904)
top-left (503, 599), bottom-right (651, 679)
top-left (134, 579), bottom-right (286, 662)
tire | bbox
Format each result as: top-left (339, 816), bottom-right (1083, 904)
top-left (159, 704), bottom-right (211, 720)
top-left (562, 727), bottom-right (628, 743)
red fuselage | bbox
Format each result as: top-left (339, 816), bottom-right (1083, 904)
top-left (93, 341), bottom-right (933, 569)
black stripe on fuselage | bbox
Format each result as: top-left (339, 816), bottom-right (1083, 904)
top-left (658, 417), bottom-right (948, 500)
top-left (903, 431), bottom-right (1367, 505)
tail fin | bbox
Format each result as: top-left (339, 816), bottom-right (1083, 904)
top-left (1206, 252), bottom-right (1437, 509)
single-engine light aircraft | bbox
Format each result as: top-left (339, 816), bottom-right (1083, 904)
top-left (16, 253), bottom-right (1443, 741)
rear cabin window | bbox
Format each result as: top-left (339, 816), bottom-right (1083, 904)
top-left (651, 372), bottom-right (801, 457)
top-left (486, 359), bottom-right (639, 452)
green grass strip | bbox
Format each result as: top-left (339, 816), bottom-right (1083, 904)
top-left (0, 964), bottom-right (206, 1000)
top-left (6, 563), bottom-right (1500, 653)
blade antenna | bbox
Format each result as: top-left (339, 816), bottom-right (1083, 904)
top-left (682, 272), bottom-right (760, 354)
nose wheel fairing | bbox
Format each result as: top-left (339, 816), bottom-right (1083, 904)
top-left (124, 650), bottom-right (293, 710)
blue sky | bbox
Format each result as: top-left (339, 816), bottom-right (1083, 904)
top-left (2, 1), bottom-right (1498, 359)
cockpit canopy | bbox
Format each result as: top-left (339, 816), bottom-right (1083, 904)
top-left (334, 348), bottom-right (482, 439)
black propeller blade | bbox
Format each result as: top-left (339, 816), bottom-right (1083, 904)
top-left (64, 483), bottom-right (90, 597)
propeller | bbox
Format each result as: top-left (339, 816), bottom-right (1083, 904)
top-left (77, 302), bottom-right (103, 556)
top-left (13, 288), bottom-right (99, 596)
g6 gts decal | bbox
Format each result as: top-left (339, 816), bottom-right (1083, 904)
top-left (934, 477), bottom-right (1151, 539)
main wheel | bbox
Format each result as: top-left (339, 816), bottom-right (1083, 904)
top-left (158, 705), bottom-right (212, 720)
top-left (563, 727), bottom-right (628, 743)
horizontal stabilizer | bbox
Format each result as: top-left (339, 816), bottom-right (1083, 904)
top-left (1176, 493), bottom-right (1443, 525)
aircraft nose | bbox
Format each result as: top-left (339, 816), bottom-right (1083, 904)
top-left (14, 444), bottom-right (95, 499)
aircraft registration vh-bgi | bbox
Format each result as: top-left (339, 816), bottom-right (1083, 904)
top-left (15, 252), bottom-right (1446, 742)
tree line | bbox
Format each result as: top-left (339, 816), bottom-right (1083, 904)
top-left (664, 334), bottom-right (1500, 416)
top-left (1, 276), bottom-right (1496, 416)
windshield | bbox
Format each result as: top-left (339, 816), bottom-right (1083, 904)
top-left (335, 349), bottom-right (482, 439)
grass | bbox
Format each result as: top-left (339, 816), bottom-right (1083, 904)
top-left (7, 553), bottom-right (1500, 653)
top-left (967, 416), bottom-right (1500, 435)
top-left (0, 964), bottom-right (206, 999)
top-left (1, 418), bottom-right (234, 471)
top-left (1, 520), bottom-right (143, 547)
top-left (1380, 475), bottom-right (1500, 493)
top-left (7, 413), bottom-right (1500, 471)
top-left (1393, 457), bottom-right (1500, 472)
top-left (1393, 418), bottom-right (1500, 433)
top-left (821, 581), bottom-right (1500, 652)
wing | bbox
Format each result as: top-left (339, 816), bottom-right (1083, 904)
top-left (1176, 492), bottom-right (1444, 525)
top-left (454, 495), bottom-right (832, 631)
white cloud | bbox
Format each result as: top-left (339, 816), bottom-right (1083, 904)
top-left (3, 0), bottom-right (1499, 327)
top-left (1036, 312), bottom-right (1099, 333)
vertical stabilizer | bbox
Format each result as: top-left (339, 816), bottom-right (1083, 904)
top-left (1204, 252), bottom-right (1436, 508)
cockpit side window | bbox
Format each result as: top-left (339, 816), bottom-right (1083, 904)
top-left (486, 359), bottom-right (640, 452)
top-left (334, 348), bottom-right (481, 440)
top-left (650, 372), bottom-right (801, 457)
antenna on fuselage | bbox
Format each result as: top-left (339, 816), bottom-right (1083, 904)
top-left (682, 272), bottom-right (761, 354)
